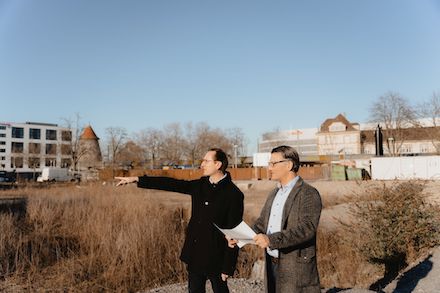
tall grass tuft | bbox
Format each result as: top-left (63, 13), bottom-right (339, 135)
top-left (1, 185), bottom-right (188, 292)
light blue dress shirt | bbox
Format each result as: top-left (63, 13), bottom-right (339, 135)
top-left (266, 176), bottom-right (300, 258)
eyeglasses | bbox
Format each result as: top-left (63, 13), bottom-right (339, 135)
top-left (201, 159), bottom-right (216, 164)
top-left (268, 159), bottom-right (291, 167)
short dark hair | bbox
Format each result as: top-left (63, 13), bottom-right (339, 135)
top-left (271, 145), bottom-right (300, 172)
top-left (209, 148), bottom-right (228, 173)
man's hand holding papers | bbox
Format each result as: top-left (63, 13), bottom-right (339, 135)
top-left (215, 221), bottom-right (256, 248)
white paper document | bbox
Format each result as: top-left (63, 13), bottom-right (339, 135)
top-left (215, 221), bottom-right (256, 248)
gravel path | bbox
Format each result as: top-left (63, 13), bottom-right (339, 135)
top-left (146, 246), bottom-right (440, 293)
top-left (145, 279), bottom-right (376, 293)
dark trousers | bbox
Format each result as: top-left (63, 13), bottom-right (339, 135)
top-left (188, 270), bottom-right (229, 293)
top-left (265, 253), bottom-right (279, 293)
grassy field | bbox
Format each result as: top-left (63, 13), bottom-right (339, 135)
top-left (1, 179), bottom-right (439, 292)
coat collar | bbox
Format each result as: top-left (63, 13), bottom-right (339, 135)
top-left (264, 177), bottom-right (304, 228)
top-left (203, 171), bottom-right (232, 187)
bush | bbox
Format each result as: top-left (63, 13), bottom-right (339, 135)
top-left (342, 180), bottom-right (440, 287)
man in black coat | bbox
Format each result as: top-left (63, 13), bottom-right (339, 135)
top-left (116, 148), bottom-right (244, 293)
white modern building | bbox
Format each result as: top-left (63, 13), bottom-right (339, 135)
top-left (258, 128), bottom-right (319, 160)
top-left (0, 122), bottom-right (72, 173)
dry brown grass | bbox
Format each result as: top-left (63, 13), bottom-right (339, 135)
top-left (317, 228), bottom-right (383, 289)
top-left (1, 180), bottom-right (439, 291)
top-left (1, 184), bottom-right (189, 292)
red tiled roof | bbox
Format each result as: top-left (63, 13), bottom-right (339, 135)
top-left (80, 125), bottom-right (99, 140)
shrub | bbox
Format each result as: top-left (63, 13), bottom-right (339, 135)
top-left (341, 180), bottom-right (440, 287)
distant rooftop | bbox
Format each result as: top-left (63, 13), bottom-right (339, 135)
top-left (80, 125), bottom-right (99, 140)
top-left (25, 121), bottom-right (58, 127)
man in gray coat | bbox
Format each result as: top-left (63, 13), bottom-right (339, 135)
top-left (231, 145), bottom-right (322, 292)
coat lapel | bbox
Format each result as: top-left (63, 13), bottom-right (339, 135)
top-left (281, 177), bottom-right (303, 228)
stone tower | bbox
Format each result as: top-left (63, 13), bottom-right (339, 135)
top-left (78, 125), bottom-right (102, 170)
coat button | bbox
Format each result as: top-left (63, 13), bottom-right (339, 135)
top-left (205, 201), bottom-right (209, 206)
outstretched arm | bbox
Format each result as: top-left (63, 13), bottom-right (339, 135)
top-left (115, 176), bottom-right (138, 186)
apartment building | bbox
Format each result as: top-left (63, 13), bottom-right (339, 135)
top-left (0, 122), bottom-right (72, 172)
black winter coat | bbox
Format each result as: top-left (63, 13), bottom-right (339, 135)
top-left (137, 172), bottom-right (244, 275)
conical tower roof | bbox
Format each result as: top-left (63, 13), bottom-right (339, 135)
top-left (80, 125), bottom-right (99, 140)
top-left (78, 124), bottom-right (102, 170)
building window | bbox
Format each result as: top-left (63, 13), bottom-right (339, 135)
top-left (11, 157), bottom-right (24, 169)
top-left (29, 128), bottom-right (41, 139)
top-left (46, 129), bottom-right (57, 140)
top-left (28, 157), bottom-right (41, 169)
top-left (61, 158), bottom-right (71, 168)
top-left (329, 122), bottom-right (346, 132)
top-left (62, 130), bottom-right (72, 141)
top-left (61, 144), bottom-right (72, 155)
top-left (12, 127), bottom-right (24, 138)
top-left (401, 144), bottom-right (412, 154)
top-left (0, 141), bottom-right (5, 145)
top-left (1, 156), bottom-right (5, 160)
top-left (45, 158), bottom-right (57, 167)
top-left (0, 134), bottom-right (5, 137)
top-left (12, 142), bottom-right (24, 153)
top-left (420, 144), bottom-right (430, 153)
top-left (0, 125), bottom-right (6, 130)
top-left (29, 143), bottom-right (41, 154)
top-left (0, 149), bottom-right (5, 153)
top-left (46, 144), bottom-right (57, 155)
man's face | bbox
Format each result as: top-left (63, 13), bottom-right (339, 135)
top-left (200, 151), bottom-right (221, 176)
top-left (268, 152), bottom-right (292, 181)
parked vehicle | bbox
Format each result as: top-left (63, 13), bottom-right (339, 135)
top-left (37, 167), bottom-right (75, 182)
top-left (0, 171), bottom-right (16, 183)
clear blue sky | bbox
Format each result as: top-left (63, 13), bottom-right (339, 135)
top-left (1, 0), bottom-right (439, 154)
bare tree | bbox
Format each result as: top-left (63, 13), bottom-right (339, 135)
top-left (61, 113), bottom-right (88, 171)
top-left (417, 92), bottom-right (440, 154)
top-left (118, 140), bottom-right (144, 168)
top-left (105, 127), bottom-right (128, 175)
top-left (226, 127), bottom-right (247, 155)
top-left (369, 92), bottom-right (416, 156)
top-left (161, 123), bottom-right (185, 166)
top-left (135, 128), bottom-right (164, 169)
top-left (183, 122), bottom-right (216, 167)
top-left (182, 124), bottom-right (247, 167)
top-left (132, 122), bottom-right (248, 169)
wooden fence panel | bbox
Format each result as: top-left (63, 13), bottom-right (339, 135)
top-left (126, 166), bottom-right (328, 181)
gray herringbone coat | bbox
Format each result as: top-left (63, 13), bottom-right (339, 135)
top-left (253, 177), bottom-right (322, 293)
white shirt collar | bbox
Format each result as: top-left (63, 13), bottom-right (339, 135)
top-left (277, 175), bottom-right (299, 191)
top-left (209, 173), bottom-right (227, 184)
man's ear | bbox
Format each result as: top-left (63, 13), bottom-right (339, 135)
top-left (288, 160), bottom-right (294, 171)
top-left (215, 161), bottom-right (223, 171)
